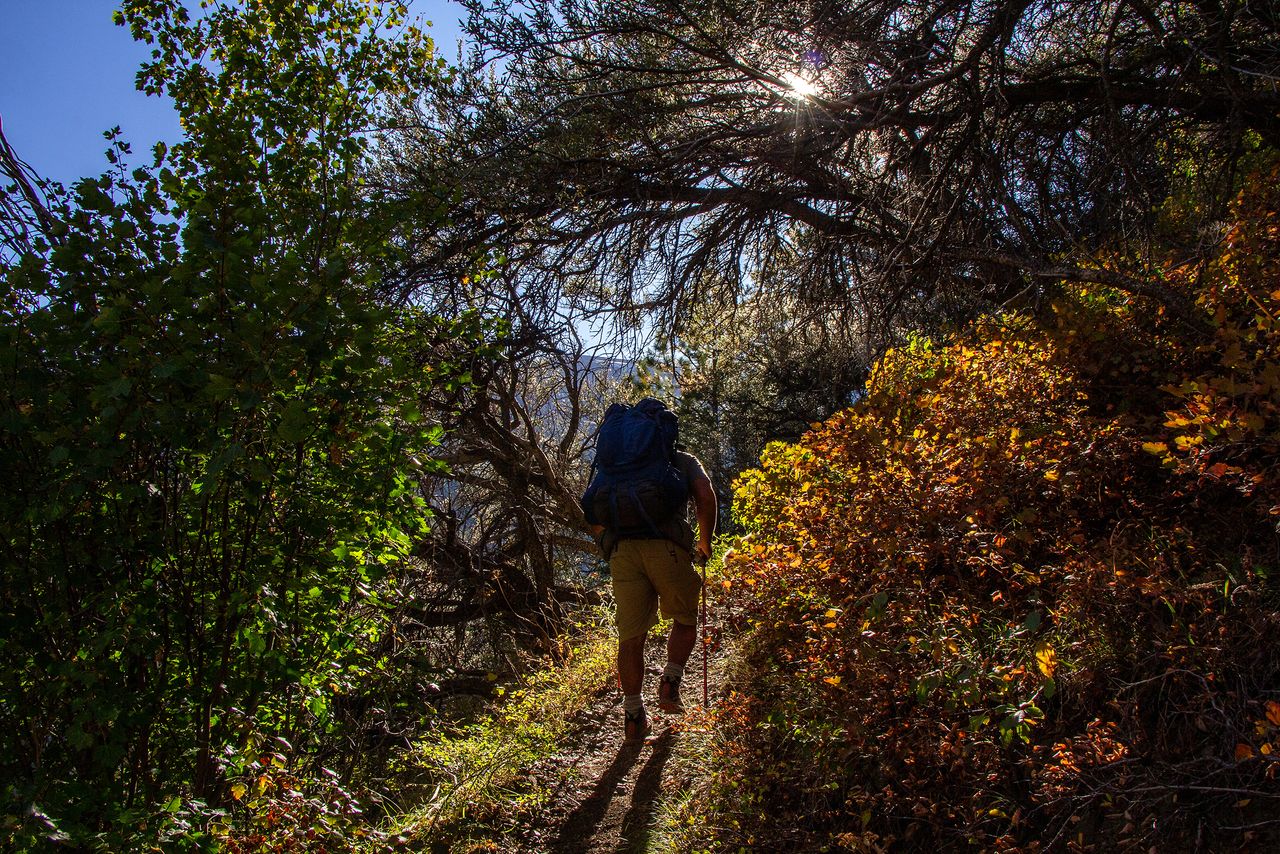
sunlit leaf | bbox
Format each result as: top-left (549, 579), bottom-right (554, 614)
top-left (1034, 643), bottom-right (1057, 678)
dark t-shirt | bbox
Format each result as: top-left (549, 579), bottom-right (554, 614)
top-left (600, 451), bottom-right (708, 558)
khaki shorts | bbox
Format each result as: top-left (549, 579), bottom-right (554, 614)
top-left (610, 538), bottom-right (703, 641)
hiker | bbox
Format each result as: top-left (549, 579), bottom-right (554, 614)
top-left (581, 398), bottom-right (717, 743)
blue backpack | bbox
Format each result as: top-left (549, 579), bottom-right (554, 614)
top-left (581, 398), bottom-right (688, 536)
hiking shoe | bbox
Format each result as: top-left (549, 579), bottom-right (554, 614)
top-left (657, 673), bottom-right (685, 713)
top-left (624, 707), bottom-right (651, 743)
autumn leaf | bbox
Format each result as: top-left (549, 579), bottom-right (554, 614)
top-left (1267, 700), bottom-right (1280, 727)
top-left (1035, 642), bottom-right (1057, 678)
top-left (230, 782), bottom-right (247, 801)
top-left (1141, 441), bottom-right (1168, 455)
top-left (1236, 743), bottom-right (1254, 761)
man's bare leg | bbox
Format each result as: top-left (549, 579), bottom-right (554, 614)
top-left (618, 632), bottom-right (647, 695)
top-left (619, 632), bottom-right (650, 742)
top-left (666, 621), bottom-right (696, 668)
top-left (659, 621), bottom-right (697, 712)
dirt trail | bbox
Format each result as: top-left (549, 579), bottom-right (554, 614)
top-left (517, 634), bottom-right (724, 853)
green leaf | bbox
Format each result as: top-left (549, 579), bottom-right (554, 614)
top-left (206, 373), bottom-right (235, 401)
top-left (277, 399), bottom-right (312, 442)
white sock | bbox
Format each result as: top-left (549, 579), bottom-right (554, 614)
top-left (662, 663), bottom-right (685, 683)
top-left (623, 694), bottom-right (643, 714)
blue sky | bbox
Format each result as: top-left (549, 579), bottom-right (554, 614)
top-left (0, 0), bottom-right (466, 186)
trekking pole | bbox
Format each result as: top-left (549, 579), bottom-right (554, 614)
top-left (700, 553), bottom-right (709, 707)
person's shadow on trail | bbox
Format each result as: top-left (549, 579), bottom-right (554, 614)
top-left (550, 729), bottom-right (676, 854)
top-left (617, 731), bottom-right (676, 853)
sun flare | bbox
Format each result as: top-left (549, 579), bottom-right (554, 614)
top-left (781, 71), bottom-right (819, 99)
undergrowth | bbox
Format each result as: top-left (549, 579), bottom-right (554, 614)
top-left (388, 607), bottom-right (616, 851)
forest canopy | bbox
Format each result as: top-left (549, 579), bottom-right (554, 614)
top-left (392, 0), bottom-right (1280, 334)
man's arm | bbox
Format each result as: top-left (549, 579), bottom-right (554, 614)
top-left (690, 471), bottom-right (717, 562)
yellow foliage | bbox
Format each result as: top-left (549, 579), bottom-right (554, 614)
top-left (1035, 643), bottom-right (1057, 678)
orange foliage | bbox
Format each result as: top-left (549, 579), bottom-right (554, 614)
top-left (707, 164), bottom-right (1280, 850)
